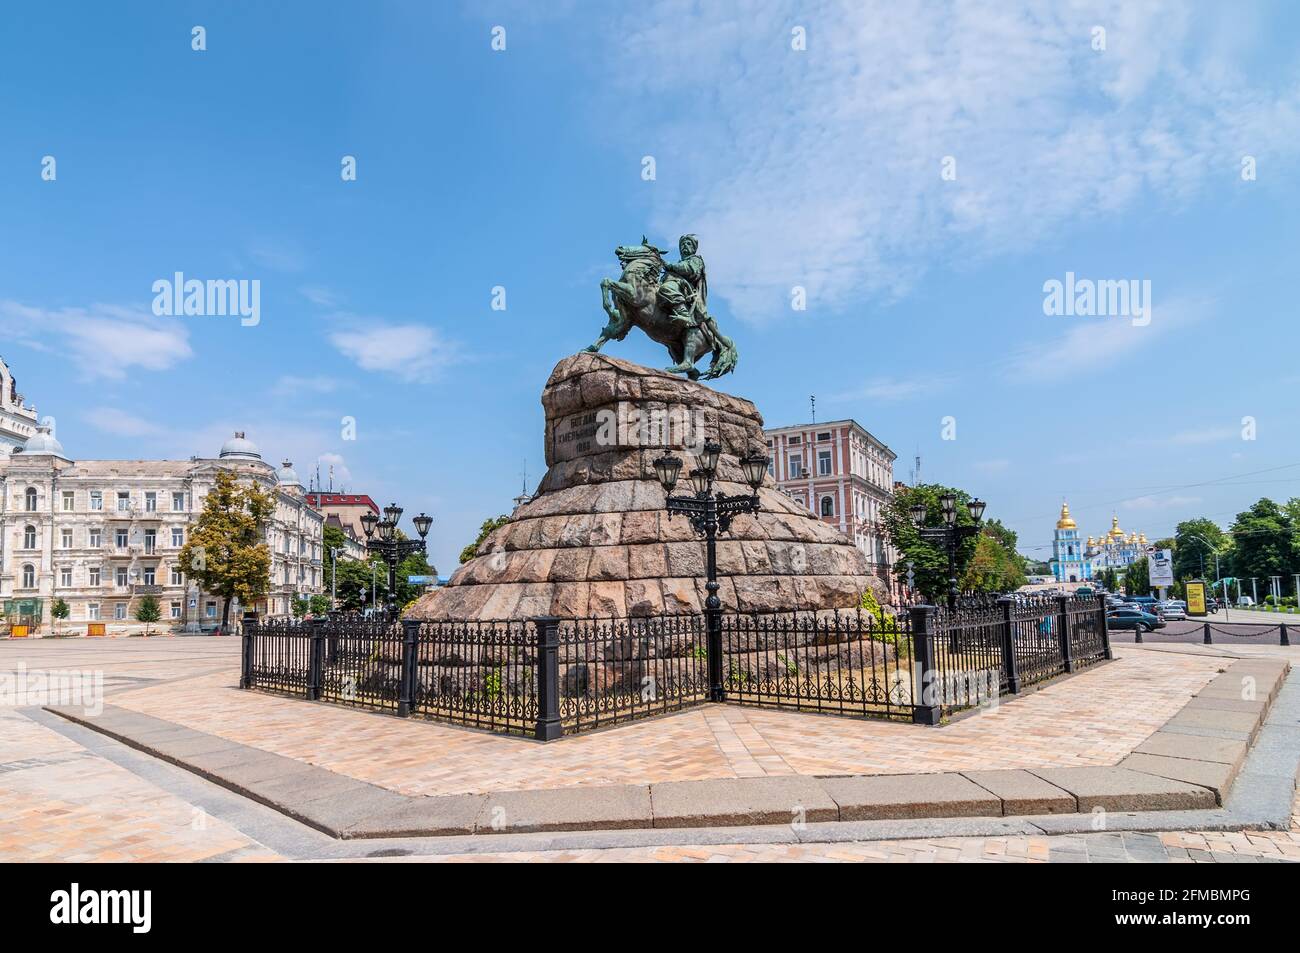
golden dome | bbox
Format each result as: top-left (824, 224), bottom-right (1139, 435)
top-left (1086, 535), bottom-right (1095, 547)
top-left (1056, 501), bottom-right (1076, 530)
top-left (1138, 533), bottom-right (1148, 545)
top-left (1108, 514), bottom-right (1125, 538)
top-left (1127, 532), bottom-right (1138, 543)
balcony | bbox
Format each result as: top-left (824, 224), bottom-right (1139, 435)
top-left (131, 584), bottom-right (163, 596)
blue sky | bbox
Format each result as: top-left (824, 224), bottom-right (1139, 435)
top-left (2, 1), bottom-right (1299, 571)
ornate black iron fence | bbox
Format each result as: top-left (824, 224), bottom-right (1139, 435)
top-left (240, 594), bottom-right (1112, 740)
top-left (720, 610), bottom-right (915, 721)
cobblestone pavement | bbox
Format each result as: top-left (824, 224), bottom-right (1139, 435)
top-left (1, 636), bottom-right (1296, 863)
top-left (97, 645), bottom-right (1226, 795)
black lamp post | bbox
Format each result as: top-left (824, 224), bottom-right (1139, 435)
top-left (909, 493), bottom-right (986, 611)
top-left (360, 504), bottom-right (433, 622)
top-left (652, 440), bottom-right (769, 701)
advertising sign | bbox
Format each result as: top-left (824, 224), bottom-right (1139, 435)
top-left (1149, 548), bottom-right (1174, 587)
top-left (1186, 580), bottom-right (1207, 616)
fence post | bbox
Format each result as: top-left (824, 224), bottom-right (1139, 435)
top-left (1203, 622), bottom-right (1212, 645)
top-left (1097, 592), bottom-right (1113, 660)
top-left (306, 618), bottom-right (325, 700)
top-left (705, 603), bottom-right (726, 703)
top-left (532, 616), bottom-right (562, 741)
top-left (909, 605), bottom-right (941, 725)
top-left (398, 619), bottom-right (420, 717)
top-left (240, 612), bottom-right (257, 689)
top-left (997, 596), bottom-right (1020, 694)
top-left (1281, 623), bottom-right (1290, 647)
top-left (1055, 595), bottom-right (1074, 673)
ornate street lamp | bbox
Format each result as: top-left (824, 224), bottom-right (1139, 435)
top-left (652, 439), bottom-right (768, 701)
top-left (361, 504), bottom-right (433, 621)
top-left (911, 494), bottom-right (987, 610)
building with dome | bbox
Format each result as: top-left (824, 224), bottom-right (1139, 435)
top-left (0, 356), bottom-right (41, 455)
top-left (1049, 502), bottom-right (1147, 583)
top-left (1, 425), bottom-right (324, 634)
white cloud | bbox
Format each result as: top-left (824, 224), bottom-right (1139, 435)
top-left (1004, 295), bottom-right (1209, 381)
top-left (271, 375), bottom-right (344, 397)
top-left (300, 286), bottom-right (339, 307)
top-left (328, 322), bottom-right (460, 382)
top-left (0, 300), bottom-right (192, 379)
top-left (315, 452), bottom-right (354, 489)
top-left (599, 2), bottom-right (1300, 322)
top-left (1122, 494), bottom-right (1203, 510)
top-left (826, 375), bottom-right (948, 403)
top-left (83, 408), bottom-right (167, 438)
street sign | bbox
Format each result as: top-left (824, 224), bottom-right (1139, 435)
top-left (406, 575), bottom-right (435, 585)
top-left (1186, 581), bottom-right (1207, 616)
top-left (1149, 548), bottom-right (1174, 587)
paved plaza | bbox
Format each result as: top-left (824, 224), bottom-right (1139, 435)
top-left (2, 634), bottom-right (1298, 863)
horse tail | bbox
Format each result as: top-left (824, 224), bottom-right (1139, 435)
top-left (705, 323), bottom-right (738, 379)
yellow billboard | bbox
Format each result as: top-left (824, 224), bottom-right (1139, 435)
top-left (1186, 581), bottom-right (1207, 616)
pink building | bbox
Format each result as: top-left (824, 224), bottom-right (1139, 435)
top-left (763, 419), bottom-right (897, 590)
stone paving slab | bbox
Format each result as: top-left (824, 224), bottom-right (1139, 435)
top-left (959, 769), bottom-right (1077, 814)
top-left (343, 795), bottom-right (486, 838)
top-left (477, 784), bottom-right (653, 834)
top-left (1134, 731), bottom-right (1247, 767)
top-left (651, 776), bottom-right (838, 828)
top-left (39, 657), bottom-right (1290, 839)
top-left (1164, 706), bottom-right (1263, 739)
top-left (1026, 766), bottom-right (1217, 812)
top-left (821, 773), bottom-right (1002, 821)
top-left (1118, 752), bottom-right (1238, 803)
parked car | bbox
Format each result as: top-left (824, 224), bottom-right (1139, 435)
top-left (1107, 608), bottom-right (1165, 632)
top-left (1126, 596), bottom-right (1162, 616)
top-left (1158, 601), bottom-right (1187, 621)
top-left (1237, 595), bottom-right (1256, 607)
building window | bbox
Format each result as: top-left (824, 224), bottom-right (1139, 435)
top-left (90, 490), bottom-right (102, 511)
top-left (24, 487), bottom-right (37, 511)
top-left (88, 603), bottom-right (100, 621)
top-left (788, 455), bottom-right (803, 477)
top-left (21, 564), bottom-right (36, 588)
top-left (144, 492), bottom-right (157, 512)
top-left (817, 431), bottom-right (831, 441)
top-left (818, 450), bottom-right (832, 475)
top-left (114, 603), bottom-right (127, 620)
top-left (170, 601), bottom-right (182, 619)
top-left (89, 566), bottom-right (101, 586)
top-left (820, 496), bottom-right (835, 518)
top-left (59, 566), bottom-right (72, 587)
top-left (89, 528), bottom-right (102, 548)
top-left (115, 567), bottom-right (128, 588)
top-left (205, 601), bottom-right (217, 619)
top-left (60, 529), bottom-right (72, 549)
top-left (171, 527), bottom-right (184, 547)
top-left (23, 525), bottom-right (36, 548)
top-left (143, 567), bottom-right (156, 586)
top-left (62, 491), bottom-right (74, 511)
top-left (115, 528), bottom-right (128, 548)
top-left (143, 530), bottom-right (156, 554)
top-left (116, 492), bottom-right (130, 512)
top-left (172, 491), bottom-right (185, 511)
top-left (170, 567), bottom-right (184, 586)
top-left (788, 435), bottom-right (801, 445)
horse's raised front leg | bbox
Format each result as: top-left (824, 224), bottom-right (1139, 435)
top-left (585, 279), bottom-right (628, 352)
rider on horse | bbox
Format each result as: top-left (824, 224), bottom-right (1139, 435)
top-left (658, 234), bottom-right (707, 330)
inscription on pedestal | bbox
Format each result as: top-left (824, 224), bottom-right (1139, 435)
top-left (552, 402), bottom-right (707, 462)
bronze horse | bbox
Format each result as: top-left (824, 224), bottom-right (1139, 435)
top-left (586, 238), bottom-right (737, 380)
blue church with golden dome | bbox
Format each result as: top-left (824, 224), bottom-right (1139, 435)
top-left (1050, 502), bottom-right (1147, 583)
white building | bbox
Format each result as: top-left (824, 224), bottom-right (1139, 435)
top-left (0, 356), bottom-right (40, 455)
top-left (0, 426), bottom-right (323, 635)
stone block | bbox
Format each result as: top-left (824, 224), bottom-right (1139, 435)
top-left (1028, 767), bottom-right (1217, 812)
top-left (960, 770), bottom-right (1077, 815)
top-left (650, 776), bottom-right (838, 828)
top-left (821, 773), bottom-right (1003, 821)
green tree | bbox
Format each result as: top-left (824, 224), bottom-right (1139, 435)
top-left (1124, 556), bottom-right (1150, 596)
top-left (291, 597), bottom-right (309, 618)
top-left (309, 594), bottom-right (331, 616)
top-left (961, 532), bottom-right (1028, 593)
top-left (882, 484), bottom-right (981, 602)
top-left (1228, 498), bottom-right (1293, 593)
top-left (460, 515), bottom-right (510, 564)
top-left (134, 594), bottom-right (161, 636)
top-left (177, 470), bottom-right (274, 631)
top-left (1173, 518), bottom-right (1228, 582)
top-left (51, 598), bottom-right (69, 635)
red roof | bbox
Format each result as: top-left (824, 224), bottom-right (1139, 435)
top-left (306, 493), bottom-right (379, 513)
